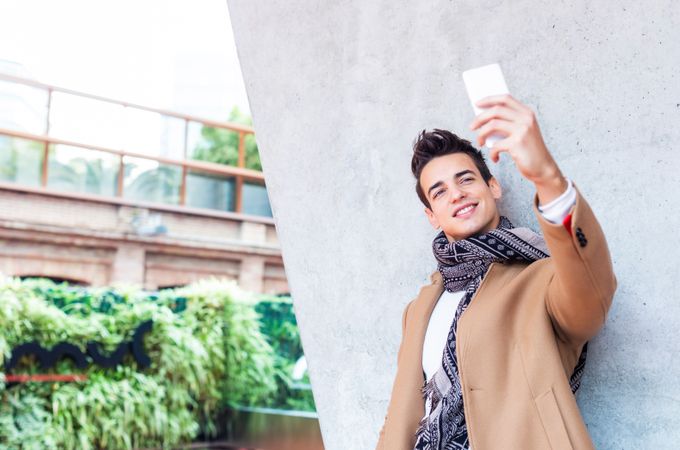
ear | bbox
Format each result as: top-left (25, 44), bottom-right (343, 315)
top-left (489, 176), bottom-right (502, 200)
top-left (424, 206), bottom-right (440, 229)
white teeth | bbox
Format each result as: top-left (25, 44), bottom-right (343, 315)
top-left (456, 205), bottom-right (475, 216)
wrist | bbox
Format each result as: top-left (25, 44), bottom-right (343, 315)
top-left (534, 165), bottom-right (568, 206)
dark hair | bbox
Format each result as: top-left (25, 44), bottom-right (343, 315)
top-left (411, 128), bottom-right (493, 209)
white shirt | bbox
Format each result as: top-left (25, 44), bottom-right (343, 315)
top-left (422, 178), bottom-right (577, 381)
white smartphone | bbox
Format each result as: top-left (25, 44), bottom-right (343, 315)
top-left (462, 63), bottom-right (509, 148)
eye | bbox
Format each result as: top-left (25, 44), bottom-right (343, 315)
top-left (433, 189), bottom-right (444, 199)
top-left (461, 177), bottom-right (474, 183)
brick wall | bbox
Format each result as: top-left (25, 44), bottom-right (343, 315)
top-left (0, 188), bottom-right (288, 294)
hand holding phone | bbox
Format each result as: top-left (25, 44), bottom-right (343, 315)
top-left (462, 63), bottom-right (509, 148)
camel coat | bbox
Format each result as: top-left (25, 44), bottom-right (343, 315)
top-left (376, 181), bottom-right (617, 450)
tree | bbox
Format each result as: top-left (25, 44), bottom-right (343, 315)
top-left (191, 106), bottom-right (261, 171)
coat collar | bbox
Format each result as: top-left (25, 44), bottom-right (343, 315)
top-left (419, 261), bottom-right (518, 315)
top-left (429, 269), bottom-right (442, 285)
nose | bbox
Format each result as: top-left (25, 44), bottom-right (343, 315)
top-left (448, 185), bottom-right (466, 203)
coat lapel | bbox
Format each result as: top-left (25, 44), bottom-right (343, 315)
top-left (407, 270), bottom-right (446, 379)
top-left (408, 263), bottom-right (511, 379)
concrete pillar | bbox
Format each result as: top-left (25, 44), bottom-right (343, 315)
top-left (227, 1), bottom-right (680, 448)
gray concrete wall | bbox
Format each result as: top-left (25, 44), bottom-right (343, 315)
top-left (226, 1), bottom-right (680, 448)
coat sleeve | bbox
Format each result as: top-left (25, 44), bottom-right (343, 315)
top-left (375, 298), bottom-right (415, 450)
top-left (532, 180), bottom-right (618, 343)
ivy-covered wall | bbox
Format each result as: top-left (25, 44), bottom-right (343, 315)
top-left (0, 277), bottom-right (314, 449)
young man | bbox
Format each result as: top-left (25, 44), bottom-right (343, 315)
top-left (376, 94), bottom-right (617, 450)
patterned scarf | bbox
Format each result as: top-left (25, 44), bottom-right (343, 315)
top-left (413, 215), bottom-right (588, 450)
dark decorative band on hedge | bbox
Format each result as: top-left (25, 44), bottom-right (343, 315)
top-left (5, 320), bottom-right (153, 373)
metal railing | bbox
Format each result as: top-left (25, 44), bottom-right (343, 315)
top-left (0, 72), bottom-right (268, 218)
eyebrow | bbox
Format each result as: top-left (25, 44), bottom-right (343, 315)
top-left (427, 169), bottom-right (476, 198)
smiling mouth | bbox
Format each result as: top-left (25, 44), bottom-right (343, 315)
top-left (453, 203), bottom-right (478, 219)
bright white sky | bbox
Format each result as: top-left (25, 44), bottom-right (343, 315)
top-left (0, 0), bottom-right (250, 138)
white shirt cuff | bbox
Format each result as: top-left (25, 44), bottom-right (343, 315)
top-left (537, 177), bottom-right (576, 224)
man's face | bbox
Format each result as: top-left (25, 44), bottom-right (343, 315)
top-left (420, 153), bottom-right (502, 242)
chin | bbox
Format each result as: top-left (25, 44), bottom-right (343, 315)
top-left (445, 220), bottom-right (486, 241)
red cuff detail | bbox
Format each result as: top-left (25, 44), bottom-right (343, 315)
top-left (562, 213), bottom-right (573, 234)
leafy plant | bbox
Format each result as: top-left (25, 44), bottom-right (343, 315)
top-left (0, 277), bottom-right (281, 449)
top-left (255, 295), bottom-right (316, 412)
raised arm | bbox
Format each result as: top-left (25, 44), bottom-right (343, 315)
top-left (533, 180), bottom-right (617, 342)
top-left (470, 94), bottom-right (617, 343)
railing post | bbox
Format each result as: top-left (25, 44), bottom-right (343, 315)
top-left (238, 131), bottom-right (245, 168)
top-left (235, 131), bottom-right (246, 212)
top-left (44, 88), bottom-right (52, 135)
top-left (180, 119), bottom-right (189, 205)
top-left (183, 119), bottom-right (189, 159)
top-left (180, 165), bottom-right (187, 206)
top-left (117, 155), bottom-right (124, 197)
top-left (235, 176), bottom-right (242, 213)
top-left (41, 88), bottom-right (53, 187)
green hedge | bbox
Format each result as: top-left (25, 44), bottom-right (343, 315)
top-left (255, 296), bottom-right (315, 412)
top-left (0, 277), bottom-right (313, 449)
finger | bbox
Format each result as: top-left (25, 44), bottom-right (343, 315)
top-left (475, 118), bottom-right (516, 147)
top-left (488, 141), bottom-right (510, 163)
top-left (475, 94), bottom-right (526, 112)
top-left (469, 105), bottom-right (519, 130)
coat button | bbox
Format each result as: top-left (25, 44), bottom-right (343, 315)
top-left (576, 227), bottom-right (588, 247)
top-left (574, 227), bottom-right (587, 247)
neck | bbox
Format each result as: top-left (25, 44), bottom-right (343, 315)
top-left (444, 213), bottom-right (502, 242)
